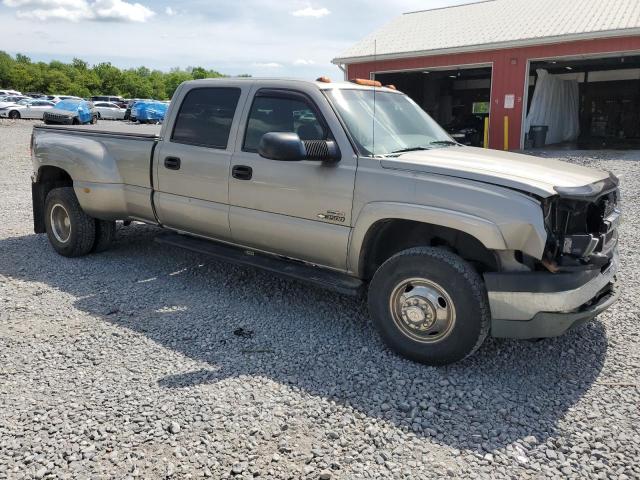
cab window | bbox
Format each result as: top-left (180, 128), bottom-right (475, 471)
top-left (243, 94), bottom-right (326, 152)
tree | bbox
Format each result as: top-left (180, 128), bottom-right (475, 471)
top-left (0, 52), bottom-right (229, 99)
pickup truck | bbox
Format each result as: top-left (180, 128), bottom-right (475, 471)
top-left (30, 78), bottom-right (620, 365)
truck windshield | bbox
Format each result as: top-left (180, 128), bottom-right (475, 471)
top-left (326, 89), bottom-right (457, 157)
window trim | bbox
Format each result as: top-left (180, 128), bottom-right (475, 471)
top-left (170, 86), bottom-right (242, 150)
top-left (241, 88), bottom-right (332, 154)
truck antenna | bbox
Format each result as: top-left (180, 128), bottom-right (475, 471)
top-left (372, 39), bottom-right (377, 157)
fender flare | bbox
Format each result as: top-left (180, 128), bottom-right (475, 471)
top-left (348, 202), bottom-right (508, 275)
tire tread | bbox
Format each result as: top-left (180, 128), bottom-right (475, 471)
top-left (369, 246), bottom-right (490, 365)
top-left (45, 187), bottom-right (95, 257)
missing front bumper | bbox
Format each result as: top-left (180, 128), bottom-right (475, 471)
top-left (491, 284), bottom-right (619, 339)
top-left (485, 251), bottom-right (619, 339)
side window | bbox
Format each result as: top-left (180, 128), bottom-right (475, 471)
top-left (243, 95), bottom-right (326, 152)
top-left (94, 103), bottom-right (108, 107)
top-left (172, 87), bottom-right (241, 149)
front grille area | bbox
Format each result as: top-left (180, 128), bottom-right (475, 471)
top-left (544, 187), bottom-right (620, 268)
top-left (44, 113), bottom-right (72, 123)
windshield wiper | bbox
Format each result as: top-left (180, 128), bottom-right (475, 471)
top-left (389, 146), bottom-right (431, 154)
top-left (430, 140), bottom-right (459, 146)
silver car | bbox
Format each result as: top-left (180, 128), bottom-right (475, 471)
top-left (93, 102), bottom-right (126, 120)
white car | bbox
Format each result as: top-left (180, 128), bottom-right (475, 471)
top-left (0, 89), bottom-right (21, 96)
top-left (0, 99), bottom-right (56, 119)
top-left (49, 95), bottom-right (82, 103)
top-left (0, 95), bottom-right (31, 108)
top-left (93, 101), bottom-right (126, 120)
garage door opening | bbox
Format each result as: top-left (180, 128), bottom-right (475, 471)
top-left (375, 66), bottom-right (492, 147)
top-left (526, 55), bottom-right (640, 149)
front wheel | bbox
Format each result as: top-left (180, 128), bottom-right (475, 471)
top-left (8, 110), bottom-right (20, 120)
top-left (44, 187), bottom-right (96, 257)
top-left (368, 247), bottom-right (490, 366)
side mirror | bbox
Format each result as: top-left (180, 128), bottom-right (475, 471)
top-left (258, 132), bottom-right (340, 162)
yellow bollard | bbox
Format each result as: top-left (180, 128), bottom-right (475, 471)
top-left (483, 117), bottom-right (489, 149)
top-left (503, 115), bottom-right (509, 151)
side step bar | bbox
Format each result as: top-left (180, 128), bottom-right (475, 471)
top-left (154, 233), bottom-right (364, 296)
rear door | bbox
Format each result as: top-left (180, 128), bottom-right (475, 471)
top-left (26, 101), bottom-right (53, 119)
top-left (153, 84), bottom-right (250, 241)
top-left (228, 84), bottom-right (357, 270)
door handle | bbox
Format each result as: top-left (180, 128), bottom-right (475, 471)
top-left (164, 156), bottom-right (181, 170)
top-left (232, 165), bottom-right (253, 180)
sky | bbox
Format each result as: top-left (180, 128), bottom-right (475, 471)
top-left (0, 0), bottom-right (470, 78)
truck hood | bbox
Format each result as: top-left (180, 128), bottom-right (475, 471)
top-left (380, 146), bottom-right (611, 197)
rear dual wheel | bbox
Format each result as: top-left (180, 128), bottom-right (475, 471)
top-left (44, 187), bottom-right (116, 257)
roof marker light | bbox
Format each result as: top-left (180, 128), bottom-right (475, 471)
top-left (351, 78), bottom-right (382, 87)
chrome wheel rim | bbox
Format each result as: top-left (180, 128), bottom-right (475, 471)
top-left (50, 204), bottom-right (72, 243)
top-left (389, 278), bottom-right (456, 343)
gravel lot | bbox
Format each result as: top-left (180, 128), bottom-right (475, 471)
top-left (1, 119), bottom-right (638, 479)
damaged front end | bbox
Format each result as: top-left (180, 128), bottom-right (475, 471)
top-left (486, 173), bottom-right (621, 338)
top-left (542, 173), bottom-right (620, 272)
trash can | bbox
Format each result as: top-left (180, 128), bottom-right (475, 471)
top-left (529, 125), bottom-right (549, 148)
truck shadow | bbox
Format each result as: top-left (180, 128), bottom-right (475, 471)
top-left (0, 225), bottom-right (608, 453)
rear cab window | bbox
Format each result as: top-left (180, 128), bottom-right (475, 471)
top-left (171, 87), bottom-right (242, 149)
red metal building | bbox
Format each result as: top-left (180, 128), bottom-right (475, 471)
top-left (333, 0), bottom-right (640, 150)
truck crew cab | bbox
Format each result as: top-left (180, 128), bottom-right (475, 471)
top-left (30, 78), bottom-right (620, 365)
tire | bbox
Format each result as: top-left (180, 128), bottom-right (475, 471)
top-left (368, 247), bottom-right (490, 366)
top-left (44, 187), bottom-right (96, 257)
top-left (91, 115), bottom-right (98, 124)
top-left (92, 220), bottom-right (116, 253)
top-left (8, 110), bottom-right (20, 120)
top-left (96, 112), bottom-right (102, 120)
top-left (72, 118), bottom-right (80, 125)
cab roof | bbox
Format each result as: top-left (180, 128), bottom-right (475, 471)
top-left (182, 77), bottom-right (402, 93)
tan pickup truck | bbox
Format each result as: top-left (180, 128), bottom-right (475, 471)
top-left (30, 78), bottom-right (620, 365)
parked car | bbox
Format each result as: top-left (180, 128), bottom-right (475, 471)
top-left (43, 99), bottom-right (98, 125)
top-left (93, 102), bottom-right (126, 120)
top-left (131, 100), bottom-right (168, 124)
top-left (125, 99), bottom-right (153, 121)
top-left (91, 96), bottom-right (126, 108)
top-left (47, 95), bottom-right (82, 103)
top-left (0, 89), bottom-right (22, 96)
top-left (0, 95), bottom-right (31, 108)
top-left (29, 78), bottom-right (620, 366)
top-left (25, 92), bottom-right (47, 99)
top-left (0, 99), bottom-right (56, 119)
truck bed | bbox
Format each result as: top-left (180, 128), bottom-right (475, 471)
top-left (33, 122), bottom-right (161, 139)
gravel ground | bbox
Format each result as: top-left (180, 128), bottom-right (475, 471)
top-left (1, 118), bottom-right (639, 479)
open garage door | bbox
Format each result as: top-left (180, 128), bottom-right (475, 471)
top-left (526, 54), bottom-right (640, 149)
top-left (375, 66), bottom-right (492, 147)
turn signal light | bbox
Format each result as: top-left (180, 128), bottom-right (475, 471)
top-left (316, 76), bottom-right (332, 83)
top-left (350, 78), bottom-right (382, 87)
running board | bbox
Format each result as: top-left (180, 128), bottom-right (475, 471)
top-left (154, 233), bottom-right (364, 296)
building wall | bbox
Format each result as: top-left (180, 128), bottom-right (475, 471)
top-left (345, 36), bottom-right (640, 149)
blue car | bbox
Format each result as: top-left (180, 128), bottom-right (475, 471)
top-left (131, 101), bottom-right (168, 124)
top-left (43, 99), bottom-right (98, 125)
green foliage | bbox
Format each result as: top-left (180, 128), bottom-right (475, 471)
top-left (0, 52), bottom-right (240, 99)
